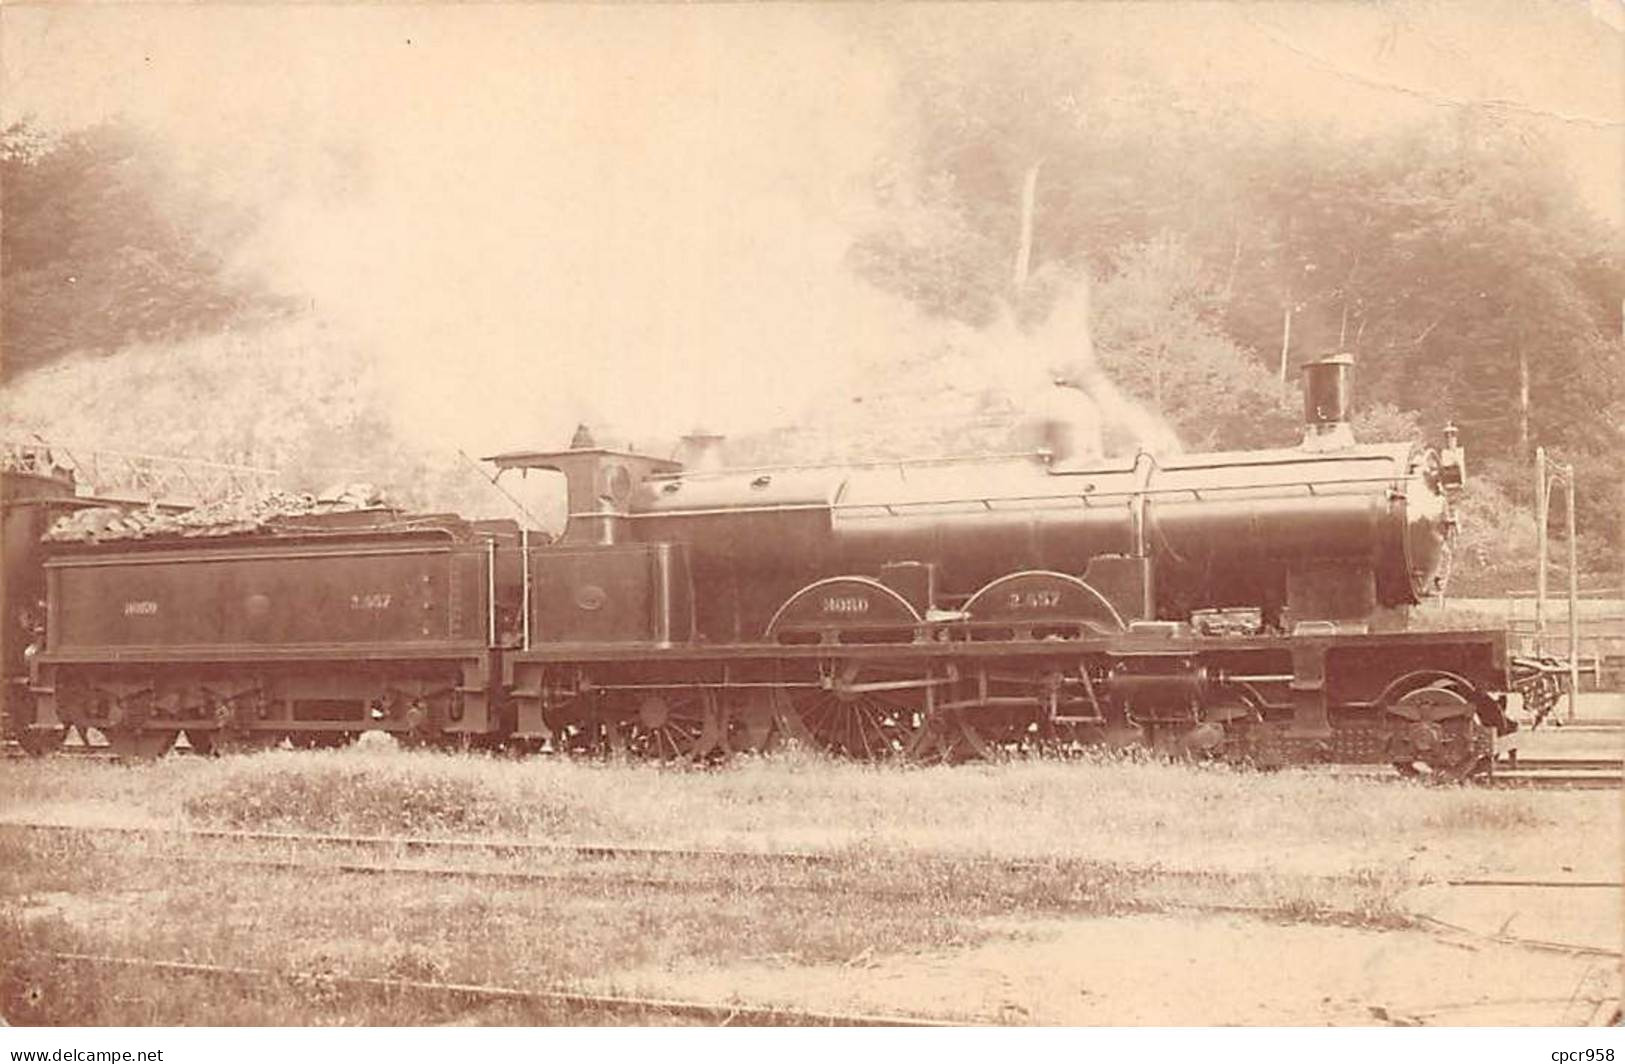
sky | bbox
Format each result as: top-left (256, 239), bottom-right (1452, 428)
top-left (3, 2), bottom-right (1619, 458)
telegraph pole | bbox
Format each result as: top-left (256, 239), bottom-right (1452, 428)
top-left (1565, 467), bottom-right (1580, 723)
top-left (1535, 447), bottom-right (1583, 721)
top-left (1534, 446), bottom-right (1547, 655)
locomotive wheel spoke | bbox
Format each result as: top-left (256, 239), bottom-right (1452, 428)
top-left (774, 662), bottom-right (926, 761)
top-left (104, 727), bottom-right (179, 761)
top-left (623, 691), bottom-right (718, 761)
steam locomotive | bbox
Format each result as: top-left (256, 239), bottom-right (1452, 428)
top-left (3, 357), bottom-right (1519, 774)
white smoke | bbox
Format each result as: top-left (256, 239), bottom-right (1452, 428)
top-left (981, 280), bottom-right (1184, 461)
top-left (2, 6), bottom-right (906, 459)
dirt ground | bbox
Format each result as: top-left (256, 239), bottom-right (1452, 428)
top-left (603, 909), bottom-right (1619, 1025)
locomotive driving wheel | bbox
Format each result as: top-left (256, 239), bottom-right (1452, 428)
top-left (772, 659), bottom-right (932, 761)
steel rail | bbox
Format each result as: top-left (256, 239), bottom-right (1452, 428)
top-left (1498, 757), bottom-right (1623, 772)
top-left (0, 820), bottom-right (840, 865)
top-left (27, 950), bottom-right (957, 1027)
top-left (1410, 915), bottom-right (1622, 960)
top-left (0, 819), bottom-right (1369, 886)
top-left (1443, 877), bottom-right (1621, 888)
top-left (1484, 771), bottom-right (1622, 790)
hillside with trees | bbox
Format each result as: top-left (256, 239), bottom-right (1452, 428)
top-left (832, 14), bottom-right (1624, 583)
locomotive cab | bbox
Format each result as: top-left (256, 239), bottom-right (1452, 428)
top-left (486, 434), bottom-right (695, 648)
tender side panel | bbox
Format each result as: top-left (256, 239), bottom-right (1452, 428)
top-left (46, 542), bottom-right (489, 653)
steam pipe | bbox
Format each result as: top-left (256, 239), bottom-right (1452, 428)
top-left (521, 528), bottom-right (531, 652)
top-left (486, 537), bottom-right (496, 647)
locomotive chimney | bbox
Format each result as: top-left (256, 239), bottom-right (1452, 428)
top-left (1301, 354), bottom-right (1356, 451)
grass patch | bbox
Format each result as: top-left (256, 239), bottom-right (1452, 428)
top-left (0, 744), bottom-right (1605, 880)
top-left (177, 752), bottom-right (592, 837)
top-left (1418, 792), bottom-right (1546, 830)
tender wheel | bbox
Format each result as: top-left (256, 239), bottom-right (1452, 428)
top-left (773, 660), bottom-right (929, 761)
top-left (204, 730), bottom-right (284, 755)
top-left (14, 722), bottom-right (66, 756)
top-left (6, 691), bottom-right (65, 755)
top-left (104, 726), bottom-right (179, 761)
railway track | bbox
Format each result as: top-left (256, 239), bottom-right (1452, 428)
top-left (1487, 756), bottom-right (1622, 789)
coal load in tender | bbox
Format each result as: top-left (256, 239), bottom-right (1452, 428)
top-left (44, 483), bottom-right (388, 543)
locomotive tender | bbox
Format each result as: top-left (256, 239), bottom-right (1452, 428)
top-left (6, 357), bottom-right (1516, 773)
